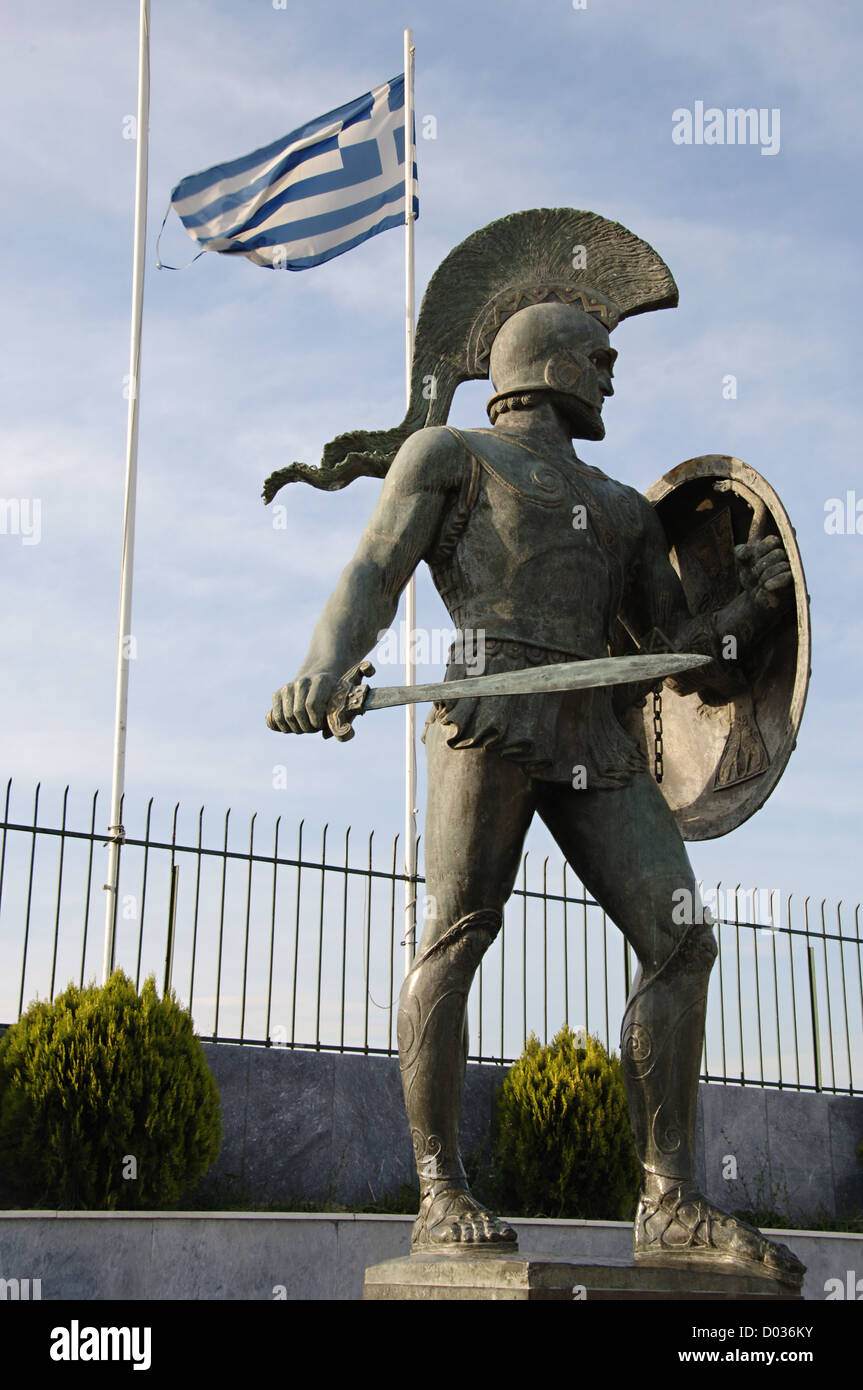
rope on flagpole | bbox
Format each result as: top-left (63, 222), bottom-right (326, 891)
top-left (155, 201), bottom-right (206, 270)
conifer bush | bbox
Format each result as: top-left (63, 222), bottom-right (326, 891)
top-left (0, 971), bottom-right (221, 1210)
top-left (490, 1025), bottom-right (640, 1221)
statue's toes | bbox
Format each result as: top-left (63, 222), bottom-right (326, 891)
top-left (456, 1214), bottom-right (484, 1243)
top-left (487, 1216), bottom-right (516, 1243)
top-left (762, 1239), bottom-right (805, 1279)
top-left (448, 1213), bottom-right (485, 1244)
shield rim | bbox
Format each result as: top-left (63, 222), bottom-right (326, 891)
top-left (645, 454), bottom-right (811, 841)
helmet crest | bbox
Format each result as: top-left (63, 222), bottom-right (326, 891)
top-left (263, 208), bottom-right (677, 499)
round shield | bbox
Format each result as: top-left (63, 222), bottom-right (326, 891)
top-left (640, 455), bottom-right (810, 840)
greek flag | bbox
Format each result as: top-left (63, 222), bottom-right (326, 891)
top-left (169, 74), bottom-right (418, 270)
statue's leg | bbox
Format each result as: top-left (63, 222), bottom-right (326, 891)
top-left (399, 718), bottom-right (535, 1251)
top-left (537, 772), bottom-right (804, 1285)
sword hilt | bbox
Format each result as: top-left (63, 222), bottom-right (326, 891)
top-left (322, 660), bottom-right (375, 742)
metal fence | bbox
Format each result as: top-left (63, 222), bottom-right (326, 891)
top-left (0, 779), bottom-right (861, 1093)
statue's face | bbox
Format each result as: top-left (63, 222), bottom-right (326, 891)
top-left (488, 301), bottom-right (617, 441)
top-left (547, 317), bottom-right (617, 441)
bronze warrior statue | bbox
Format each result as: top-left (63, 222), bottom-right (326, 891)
top-left (264, 210), bottom-right (807, 1286)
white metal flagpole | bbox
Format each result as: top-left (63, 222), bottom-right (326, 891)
top-left (102, 0), bottom-right (151, 983)
top-left (403, 27), bottom-right (417, 976)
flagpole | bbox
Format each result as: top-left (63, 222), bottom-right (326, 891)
top-left (102, 0), bottom-right (151, 983)
top-left (403, 27), bottom-right (417, 976)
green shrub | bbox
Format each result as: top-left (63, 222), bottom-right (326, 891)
top-left (490, 1025), bottom-right (640, 1221)
top-left (0, 971), bottom-right (221, 1210)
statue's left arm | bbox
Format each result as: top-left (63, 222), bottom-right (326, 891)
top-left (624, 495), bottom-right (793, 697)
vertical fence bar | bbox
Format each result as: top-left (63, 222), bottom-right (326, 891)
top-left (697, 880), bottom-right (707, 1078)
top-left (602, 910), bottom-right (609, 1052)
top-left (752, 887), bottom-right (765, 1085)
top-left (18, 783), bottom-right (40, 1017)
top-left (315, 825), bottom-right (328, 1049)
top-left (562, 862), bottom-right (569, 1028)
top-left (769, 890), bottom-right (782, 1088)
top-left (239, 813), bottom-right (256, 1041)
top-left (108, 792), bottom-right (125, 976)
top-left (820, 899), bottom-right (836, 1090)
top-left (0, 779), bottom-right (12, 1012)
top-left (213, 808), bottom-right (230, 1039)
top-left (804, 897), bottom-right (813, 1087)
top-left (787, 894), bottom-right (801, 1089)
top-left (542, 857), bottom-right (549, 1045)
top-left (715, 883), bottom-right (726, 1083)
top-left (290, 821), bottom-right (304, 1047)
top-left (734, 885), bottom-right (743, 1081)
top-left (808, 942), bottom-right (822, 1093)
top-left (265, 817), bottom-right (279, 1045)
top-left (79, 791), bottom-right (99, 987)
top-left (363, 832), bottom-right (374, 1053)
top-left (0, 780), bottom-right (12, 927)
top-left (164, 864), bottom-right (178, 996)
top-left (499, 868), bottom-right (506, 1061)
top-left (188, 807), bottom-right (204, 1017)
top-left (164, 802), bottom-right (179, 997)
top-left (583, 883), bottom-right (589, 1038)
top-left (339, 828), bottom-right (350, 1051)
top-left (48, 787), bottom-right (69, 999)
top-left (521, 852), bottom-right (528, 1047)
top-left (387, 835), bottom-right (398, 1054)
top-left (850, 906), bottom-right (856, 1089)
top-left (836, 902), bottom-right (852, 1093)
top-left (477, 841), bottom-right (484, 1060)
top-left (135, 798), bottom-right (154, 991)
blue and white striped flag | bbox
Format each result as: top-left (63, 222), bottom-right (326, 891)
top-left (169, 73), bottom-right (418, 270)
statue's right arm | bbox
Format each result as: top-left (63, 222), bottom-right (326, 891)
top-left (269, 427), bottom-right (461, 734)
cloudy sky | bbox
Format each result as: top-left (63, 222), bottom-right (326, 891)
top-left (2, 0), bottom-right (861, 941)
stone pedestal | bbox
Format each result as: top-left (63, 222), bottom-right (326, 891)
top-left (363, 1252), bottom-right (803, 1301)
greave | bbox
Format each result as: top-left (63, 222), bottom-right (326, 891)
top-left (397, 909), bottom-right (502, 1191)
top-left (620, 920), bottom-right (718, 1188)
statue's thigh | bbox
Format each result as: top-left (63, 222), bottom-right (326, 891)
top-left (421, 717), bottom-right (536, 946)
top-left (536, 772), bottom-right (699, 970)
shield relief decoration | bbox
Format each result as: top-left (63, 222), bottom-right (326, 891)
top-left (639, 455), bottom-right (811, 841)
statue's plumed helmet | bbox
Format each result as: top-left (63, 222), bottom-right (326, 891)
top-left (488, 301), bottom-right (610, 408)
top-left (263, 209), bottom-right (678, 498)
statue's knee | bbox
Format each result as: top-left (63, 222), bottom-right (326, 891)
top-left (633, 918), bottom-right (717, 995)
top-left (664, 919), bottom-right (717, 984)
top-left (407, 909), bottom-right (502, 980)
top-left (691, 919), bottom-right (718, 971)
top-left (397, 909), bottom-right (502, 1062)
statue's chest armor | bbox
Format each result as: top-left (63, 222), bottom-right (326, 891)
top-left (431, 432), bottom-right (635, 656)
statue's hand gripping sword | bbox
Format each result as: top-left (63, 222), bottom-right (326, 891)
top-left (266, 652), bottom-right (710, 742)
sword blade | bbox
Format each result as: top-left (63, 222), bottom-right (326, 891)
top-left (364, 652), bottom-right (710, 710)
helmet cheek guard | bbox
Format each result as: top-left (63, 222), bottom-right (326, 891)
top-left (544, 349), bottom-right (604, 411)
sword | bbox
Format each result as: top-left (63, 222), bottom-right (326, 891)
top-left (266, 651), bottom-right (710, 742)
